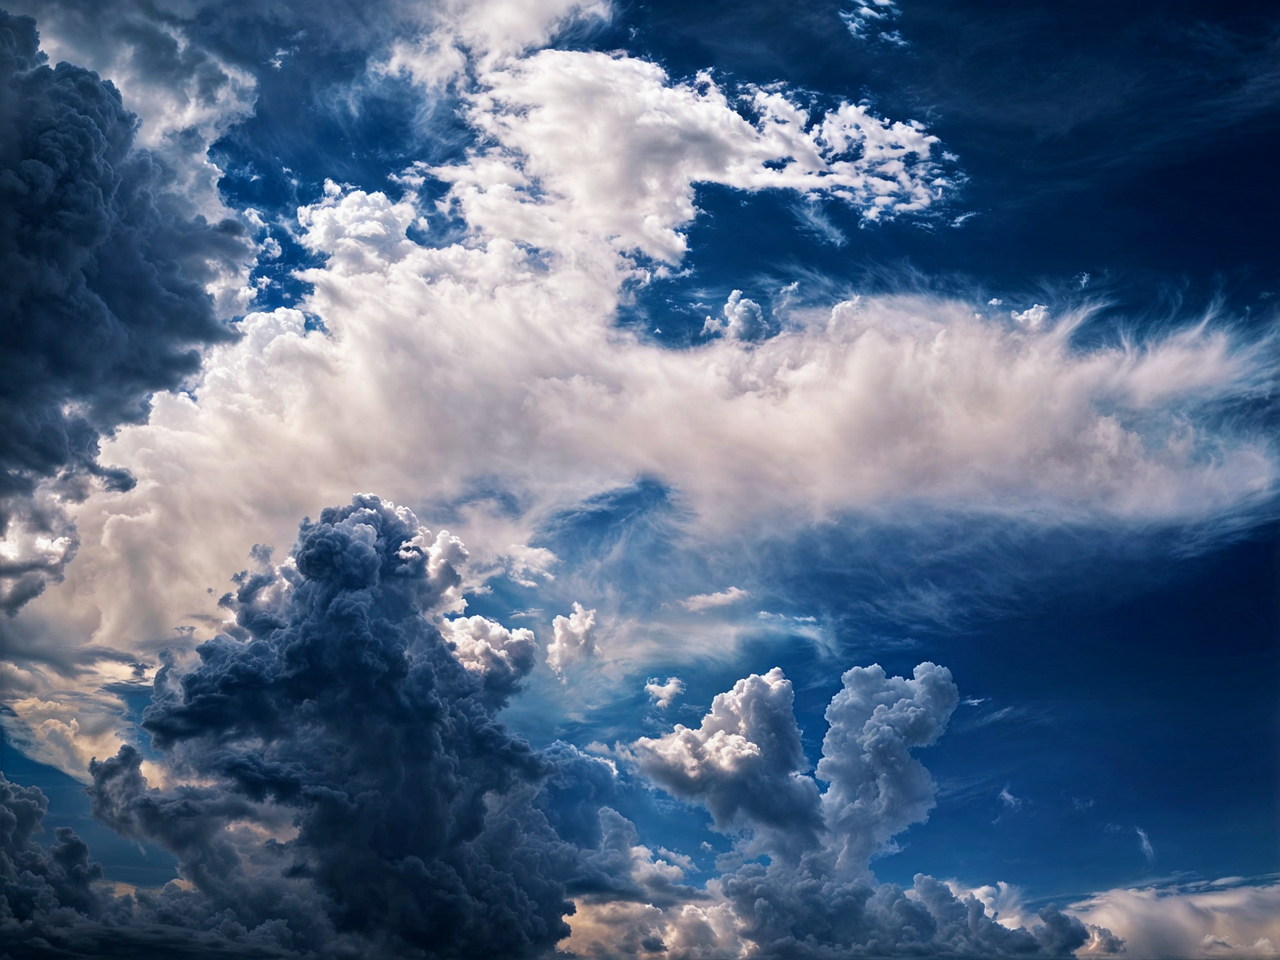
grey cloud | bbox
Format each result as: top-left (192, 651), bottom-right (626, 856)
top-left (633, 667), bottom-right (824, 855)
top-left (0, 9), bottom-right (243, 612)
top-left (2, 495), bottom-right (662, 959)
top-left (41, 494), bottom-right (650, 959)
top-left (1, 773), bottom-right (113, 939)
top-left (629, 663), bottom-right (1115, 958)
top-left (817, 662), bottom-right (960, 873)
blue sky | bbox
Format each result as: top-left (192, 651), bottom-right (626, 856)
top-left (1, 1), bottom-right (1277, 958)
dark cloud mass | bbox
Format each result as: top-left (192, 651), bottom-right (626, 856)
top-left (81, 495), bottom-right (607, 958)
top-left (0, 9), bottom-right (242, 612)
top-left (1, 496), bottom-right (1121, 958)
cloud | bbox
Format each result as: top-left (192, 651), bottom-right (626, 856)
top-left (703, 292), bottom-right (768, 342)
top-left (0, 495), bottom-right (646, 958)
top-left (440, 613), bottom-right (538, 702)
top-left (1071, 879), bottom-right (1280, 959)
top-left (586, 663), bottom-right (1114, 957)
top-left (840, 1), bottom-right (906, 46)
top-left (0, 501), bottom-right (1120, 960)
top-left (3, 0), bottom-right (1276, 788)
top-left (435, 48), bottom-right (951, 268)
top-left (644, 677), bottom-right (684, 709)
top-left (547, 601), bottom-right (599, 677)
top-left (1011, 304), bottom-right (1051, 329)
top-left (0, 11), bottom-right (243, 613)
top-left (816, 662), bottom-right (960, 872)
top-left (999, 785), bottom-right (1023, 811)
top-left (1136, 826), bottom-right (1156, 862)
top-left (679, 587), bottom-right (749, 612)
top-left (633, 667), bottom-right (824, 854)
top-left (1, 772), bottom-right (116, 943)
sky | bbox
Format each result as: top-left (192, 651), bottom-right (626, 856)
top-left (0, 1), bottom-right (1277, 958)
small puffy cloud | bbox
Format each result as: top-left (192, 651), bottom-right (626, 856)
top-left (703, 292), bottom-right (768, 341)
top-left (441, 614), bottom-right (537, 699)
top-left (1011, 303), bottom-right (1051, 328)
top-left (547, 601), bottom-right (599, 677)
top-left (645, 677), bottom-right (685, 709)
top-left (841, 1), bottom-right (904, 44)
top-left (680, 586), bottom-right (749, 612)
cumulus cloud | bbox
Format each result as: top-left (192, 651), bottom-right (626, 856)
top-left (441, 613), bottom-right (539, 701)
top-left (547, 602), bottom-right (599, 677)
top-left (644, 677), bottom-right (684, 709)
top-left (841, 1), bottom-right (906, 45)
top-left (1, 773), bottom-right (116, 944)
top-left (436, 49), bottom-right (951, 268)
top-left (815, 662), bottom-right (960, 873)
top-left (580, 663), bottom-right (1114, 957)
top-left (679, 587), bottom-right (749, 612)
top-left (703, 292), bottom-right (768, 341)
top-left (0, 495), bottom-right (674, 958)
top-left (635, 668), bottom-right (823, 854)
top-left (0, 10), bottom-right (243, 613)
top-left (1012, 303), bottom-right (1051, 328)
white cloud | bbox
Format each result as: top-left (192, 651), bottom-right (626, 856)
top-left (1136, 826), bottom-right (1156, 861)
top-left (1011, 303), bottom-right (1050, 328)
top-left (633, 667), bottom-right (823, 852)
top-left (1072, 880), bottom-right (1280, 959)
top-left (680, 587), bottom-right (749, 612)
top-left (595, 663), bottom-right (1110, 957)
top-left (547, 601), bottom-right (599, 677)
top-left (841, 1), bottom-right (904, 44)
top-left (4, 0), bottom-right (1277, 783)
top-left (441, 614), bottom-right (537, 678)
top-left (645, 677), bottom-right (685, 708)
top-left (703, 292), bottom-right (768, 341)
top-left (816, 661), bottom-right (959, 872)
top-left (435, 49), bottom-right (950, 267)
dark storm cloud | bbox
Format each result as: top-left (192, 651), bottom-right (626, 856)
top-left (0, 10), bottom-right (243, 612)
top-left (66, 496), bottom-right (628, 959)
top-left (2, 773), bottom-right (115, 939)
